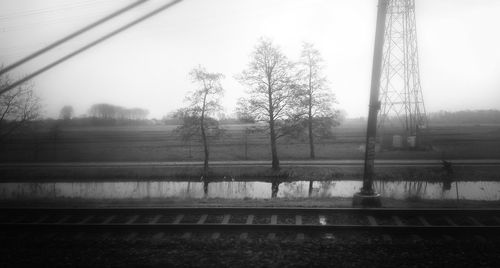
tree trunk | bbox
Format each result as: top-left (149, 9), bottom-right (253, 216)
top-left (201, 92), bottom-right (209, 175)
top-left (268, 83), bottom-right (280, 171)
top-left (201, 120), bottom-right (209, 174)
top-left (269, 120), bottom-right (280, 171)
top-left (308, 113), bottom-right (315, 159)
top-left (307, 71), bottom-right (315, 159)
top-left (244, 128), bottom-right (248, 160)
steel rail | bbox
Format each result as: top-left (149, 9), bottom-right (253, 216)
top-left (2, 223), bottom-right (500, 235)
top-left (2, 207), bottom-right (500, 216)
top-left (2, 207), bottom-right (499, 238)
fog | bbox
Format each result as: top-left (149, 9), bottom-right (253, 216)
top-left (1, 0), bottom-right (499, 119)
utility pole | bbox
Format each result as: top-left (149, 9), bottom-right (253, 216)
top-left (353, 0), bottom-right (388, 207)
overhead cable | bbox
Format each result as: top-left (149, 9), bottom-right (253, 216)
top-left (1, 0), bottom-right (183, 96)
top-left (0, 0), bottom-right (148, 76)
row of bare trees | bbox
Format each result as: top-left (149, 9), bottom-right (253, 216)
top-left (1, 73), bottom-right (153, 144)
top-left (174, 38), bottom-right (340, 173)
top-left (1, 39), bottom-right (339, 172)
top-left (88, 103), bottom-right (149, 120)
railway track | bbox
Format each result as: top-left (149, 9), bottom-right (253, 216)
top-left (2, 207), bottom-right (500, 240)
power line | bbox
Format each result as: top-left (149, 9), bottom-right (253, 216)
top-left (0, 0), bottom-right (102, 20)
top-left (0, 12), bottom-right (114, 33)
top-left (0, 0), bottom-right (182, 96)
top-left (0, 0), bottom-right (148, 77)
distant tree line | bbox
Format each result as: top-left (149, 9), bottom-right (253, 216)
top-left (51, 103), bottom-right (152, 127)
top-left (162, 113), bottom-right (247, 125)
top-left (88, 103), bottom-right (149, 120)
top-left (429, 110), bottom-right (500, 124)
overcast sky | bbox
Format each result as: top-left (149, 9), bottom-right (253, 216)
top-left (1, 0), bottom-right (499, 119)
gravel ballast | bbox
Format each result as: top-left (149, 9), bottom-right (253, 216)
top-left (1, 232), bottom-right (499, 267)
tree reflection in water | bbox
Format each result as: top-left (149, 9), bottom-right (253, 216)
top-left (374, 180), bottom-right (428, 200)
top-left (316, 181), bottom-right (336, 197)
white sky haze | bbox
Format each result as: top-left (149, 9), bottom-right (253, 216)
top-left (1, 0), bottom-right (499, 119)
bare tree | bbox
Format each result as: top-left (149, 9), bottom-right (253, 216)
top-left (237, 38), bottom-right (298, 171)
top-left (59, 105), bottom-right (74, 120)
top-left (0, 72), bottom-right (41, 143)
top-left (174, 66), bottom-right (224, 174)
top-left (296, 42), bottom-right (340, 159)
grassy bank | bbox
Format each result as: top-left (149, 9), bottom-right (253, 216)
top-left (2, 164), bottom-right (500, 182)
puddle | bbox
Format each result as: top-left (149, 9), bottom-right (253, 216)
top-left (0, 180), bottom-right (499, 201)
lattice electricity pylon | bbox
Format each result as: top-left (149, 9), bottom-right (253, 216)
top-left (378, 0), bottom-right (427, 136)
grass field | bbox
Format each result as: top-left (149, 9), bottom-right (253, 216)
top-left (1, 123), bottom-right (499, 182)
top-left (1, 123), bottom-right (499, 162)
top-left (3, 162), bottom-right (500, 182)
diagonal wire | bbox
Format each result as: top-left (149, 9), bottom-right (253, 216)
top-left (0, 0), bottom-right (149, 76)
top-left (0, 0), bottom-right (182, 96)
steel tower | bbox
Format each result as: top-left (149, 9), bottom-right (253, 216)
top-left (378, 0), bottom-right (427, 137)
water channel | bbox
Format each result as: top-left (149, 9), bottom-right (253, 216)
top-left (0, 180), bottom-right (499, 201)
